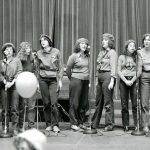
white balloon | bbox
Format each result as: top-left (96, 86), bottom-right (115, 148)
top-left (16, 72), bottom-right (38, 98)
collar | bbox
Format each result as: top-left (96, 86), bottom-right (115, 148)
top-left (43, 47), bottom-right (53, 54)
top-left (3, 57), bottom-right (14, 65)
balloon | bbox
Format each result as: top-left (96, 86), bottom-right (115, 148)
top-left (16, 72), bottom-right (38, 98)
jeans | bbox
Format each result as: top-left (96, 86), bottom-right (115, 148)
top-left (39, 77), bottom-right (59, 127)
top-left (0, 83), bottom-right (19, 129)
top-left (119, 79), bottom-right (137, 127)
top-left (140, 72), bottom-right (150, 128)
top-left (18, 94), bottom-right (36, 128)
top-left (92, 72), bottom-right (115, 128)
top-left (69, 77), bottom-right (89, 125)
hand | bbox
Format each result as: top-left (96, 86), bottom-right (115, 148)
top-left (5, 82), bottom-right (12, 90)
top-left (108, 81), bottom-right (114, 90)
top-left (125, 80), bottom-right (133, 86)
top-left (6, 81), bottom-right (14, 89)
top-left (57, 80), bottom-right (62, 92)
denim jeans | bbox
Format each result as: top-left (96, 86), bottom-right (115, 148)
top-left (140, 72), bottom-right (150, 128)
top-left (0, 83), bottom-right (19, 129)
top-left (39, 77), bottom-right (59, 127)
top-left (18, 94), bottom-right (36, 128)
top-left (69, 77), bottom-right (89, 125)
top-left (119, 79), bottom-right (137, 127)
top-left (92, 72), bottom-right (115, 128)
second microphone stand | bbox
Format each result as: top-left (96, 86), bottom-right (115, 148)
top-left (131, 53), bottom-right (145, 136)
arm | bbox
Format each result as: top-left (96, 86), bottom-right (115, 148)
top-left (66, 54), bottom-right (75, 80)
top-left (108, 50), bottom-right (118, 90)
top-left (57, 51), bottom-right (64, 81)
top-left (130, 53), bottom-right (143, 83)
top-left (118, 55), bottom-right (128, 83)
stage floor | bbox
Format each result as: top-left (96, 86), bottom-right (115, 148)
top-left (0, 122), bottom-right (150, 150)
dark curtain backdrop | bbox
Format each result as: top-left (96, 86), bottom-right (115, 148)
top-left (1, 0), bottom-right (150, 99)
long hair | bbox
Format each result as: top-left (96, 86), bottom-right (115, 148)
top-left (74, 38), bottom-right (89, 56)
top-left (17, 42), bottom-right (34, 61)
top-left (102, 33), bottom-right (115, 50)
top-left (123, 40), bottom-right (137, 62)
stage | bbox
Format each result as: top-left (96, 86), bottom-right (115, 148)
top-left (0, 122), bottom-right (150, 150)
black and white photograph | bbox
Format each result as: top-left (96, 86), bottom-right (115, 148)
top-left (0, 0), bottom-right (150, 150)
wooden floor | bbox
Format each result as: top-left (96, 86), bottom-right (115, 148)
top-left (0, 122), bottom-right (150, 150)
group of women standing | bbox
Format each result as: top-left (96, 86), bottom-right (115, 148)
top-left (0, 33), bottom-right (150, 137)
top-left (66, 33), bottom-right (150, 134)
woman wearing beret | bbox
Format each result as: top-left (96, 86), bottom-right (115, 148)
top-left (0, 43), bottom-right (22, 135)
top-left (36, 34), bottom-right (64, 133)
top-left (66, 38), bottom-right (90, 131)
top-left (118, 40), bottom-right (142, 131)
top-left (91, 33), bottom-right (118, 131)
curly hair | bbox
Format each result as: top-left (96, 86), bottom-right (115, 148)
top-left (74, 38), bottom-right (89, 53)
top-left (102, 33), bottom-right (115, 50)
top-left (17, 42), bottom-right (34, 61)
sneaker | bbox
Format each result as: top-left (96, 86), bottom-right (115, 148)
top-left (79, 124), bottom-right (87, 130)
top-left (134, 126), bottom-right (138, 131)
top-left (53, 126), bottom-right (60, 133)
top-left (13, 129), bottom-right (19, 136)
top-left (71, 125), bottom-right (80, 131)
top-left (45, 126), bottom-right (52, 131)
top-left (143, 126), bottom-right (149, 133)
top-left (124, 126), bottom-right (129, 132)
top-left (103, 125), bottom-right (113, 132)
top-left (19, 128), bottom-right (24, 133)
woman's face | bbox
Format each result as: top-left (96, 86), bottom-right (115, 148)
top-left (3, 46), bottom-right (13, 58)
top-left (127, 42), bottom-right (136, 54)
top-left (25, 46), bottom-right (31, 55)
top-left (41, 37), bottom-right (49, 48)
top-left (79, 42), bottom-right (88, 51)
top-left (102, 37), bottom-right (109, 49)
top-left (144, 35), bottom-right (150, 48)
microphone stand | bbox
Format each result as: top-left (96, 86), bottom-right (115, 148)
top-left (131, 53), bottom-right (145, 136)
top-left (83, 50), bottom-right (97, 134)
top-left (0, 58), bottom-right (13, 138)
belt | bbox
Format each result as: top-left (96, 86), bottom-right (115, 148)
top-left (143, 70), bottom-right (150, 73)
top-left (98, 70), bottom-right (110, 73)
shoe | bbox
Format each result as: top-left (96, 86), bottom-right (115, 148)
top-left (124, 126), bottom-right (129, 132)
top-left (134, 126), bottom-right (137, 131)
top-left (19, 128), bottom-right (24, 133)
top-left (53, 126), bottom-right (60, 133)
top-left (45, 126), bottom-right (52, 131)
top-left (143, 126), bottom-right (149, 133)
top-left (1, 128), bottom-right (9, 134)
top-left (103, 125), bottom-right (113, 132)
top-left (13, 129), bottom-right (19, 136)
top-left (71, 125), bottom-right (80, 131)
top-left (79, 124), bottom-right (87, 130)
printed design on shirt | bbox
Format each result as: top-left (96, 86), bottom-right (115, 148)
top-left (124, 57), bottom-right (136, 71)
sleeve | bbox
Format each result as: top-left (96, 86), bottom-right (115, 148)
top-left (15, 58), bottom-right (23, 79)
top-left (66, 54), bottom-right (75, 79)
top-left (57, 51), bottom-right (64, 80)
top-left (137, 51), bottom-right (143, 78)
top-left (118, 55), bottom-right (127, 83)
top-left (0, 60), bottom-right (4, 82)
top-left (109, 50), bottom-right (118, 78)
